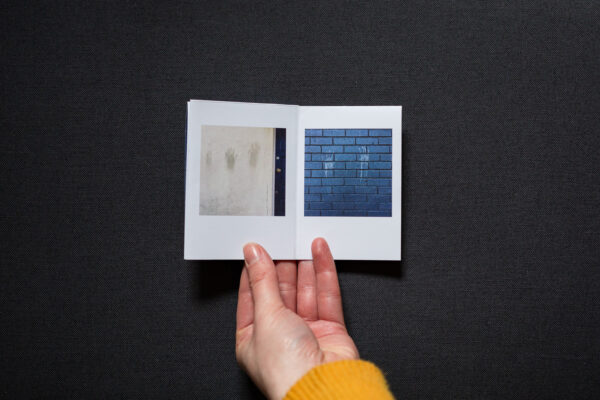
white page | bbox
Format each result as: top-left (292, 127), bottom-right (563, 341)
top-left (184, 101), bottom-right (401, 260)
top-left (295, 106), bottom-right (402, 260)
top-left (184, 100), bottom-right (298, 259)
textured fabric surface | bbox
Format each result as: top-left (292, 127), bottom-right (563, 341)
top-left (1, 1), bottom-right (599, 399)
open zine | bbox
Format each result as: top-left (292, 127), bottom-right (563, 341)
top-left (184, 100), bottom-right (402, 260)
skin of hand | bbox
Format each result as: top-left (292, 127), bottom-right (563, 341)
top-left (235, 238), bottom-right (359, 400)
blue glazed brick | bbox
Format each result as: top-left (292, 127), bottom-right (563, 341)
top-left (320, 210), bottom-right (340, 216)
top-left (305, 162), bottom-right (322, 169)
top-left (305, 186), bottom-right (309, 194)
top-left (344, 178), bottom-right (368, 185)
top-left (378, 137), bottom-right (392, 145)
top-left (312, 170), bottom-right (334, 178)
top-left (310, 202), bottom-right (332, 210)
top-left (356, 138), bottom-right (378, 145)
top-left (344, 210), bottom-right (367, 216)
top-left (323, 129), bottom-right (346, 136)
top-left (305, 146), bottom-right (321, 153)
top-left (371, 161), bottom-right (392, 169)
top-left (322, 194), bottom-right (345, 202)
top-left (305, 210), bottom-right (321, 216)
top-left (369, 129), bottom-right (392, 137)
top-left (379, 170), bottom-right (392, 177)
top-left (368, 194), bottom-right (391, 202)
top-left (333, 137), bottom-right (354, 145)
top-left (310, 186), bottom-right (331, 193)
top-left (322, 178), bottom-right (344, 186)
top-left (379, 202), bottom-right (392, 210)
top-left (305, 194), bottom-right (321, 201)
top-left (378, 187), bottom-right (392, 195)
top-left (304, 170), bottom-right (311, 177)
top-left (346, 162), bottom-right (369, 169)
top-left (323, 161), bottom-right (346, 169)
top-left (305, 137), bottom-right (310, 145)
top-left (305, 178), bottom-right (321, 186)
top-left (367, 179), bottom-right (392, 186)
top-left (344, 146), bottom-right (368, 153)
top-left (311, 153), bottom-right (334, 161)
top-left (344, 194), bottom-right (367, 202)
top-left (305, 154), bottom-right (311, 161)
top-left (354, 201), bottom-right (378, 210)
top-left (358, 170), bottom-right (380, 178)
top-left (358, 154), bottom-right (379, 161)
top-left (379, 154), bottom-right (392, 161)
top-left (311, 137), bottom-right (332, 145)
top-left (368, 211), bottom-right (391, 216)
top-left (332, 202), bottom-right (355, 210)
top-left (305, 129), bottom-right (322, 137)
top-left (367, 146), bottom-right (389, 153)
top-left (355, 186), bottom-right (377, 194)
top-left (322, 146), bottom-right (344, 153)
top-left (332, 186), bottom-right (355, 194)
top-left (334, 170), bottom-right (356, 177)
top-left (345, 129), bottom-right (369, 137)
top-left (335, 154), bottom-right (356, 161)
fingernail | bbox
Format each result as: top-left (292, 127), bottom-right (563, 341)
top-left (243, 243), bottom-right (261, 266)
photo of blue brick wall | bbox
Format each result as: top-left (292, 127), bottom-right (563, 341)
top-left (304, 129), bottom-right (392, 217)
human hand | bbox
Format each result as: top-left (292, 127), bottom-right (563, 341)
top-left (235, 238), bottom-right (359, 400)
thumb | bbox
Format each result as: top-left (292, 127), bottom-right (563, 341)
top-left (243, 243), bottom-right (284, 313)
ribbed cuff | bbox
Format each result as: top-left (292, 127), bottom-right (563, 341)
top-left (284, 359), bottom-right (395, 400)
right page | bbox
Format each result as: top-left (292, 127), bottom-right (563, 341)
top-left (296, 106), bottom-right (402, 260)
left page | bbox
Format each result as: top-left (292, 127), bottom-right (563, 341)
top-left (184, 100), bottom-right (298, 259)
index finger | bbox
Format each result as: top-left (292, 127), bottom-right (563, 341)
top-left (312, 237), bottom-right (345, 325)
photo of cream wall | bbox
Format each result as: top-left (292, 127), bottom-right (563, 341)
top-left (200, 125), bottom-right (286, 216)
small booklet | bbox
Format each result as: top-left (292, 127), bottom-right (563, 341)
top-left (184, 100), bottom-right (402, 260)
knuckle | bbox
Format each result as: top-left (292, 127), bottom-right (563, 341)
top-left (277, 281), bottom-right (296, 294)
top-left (318, 291), bottom-right (342, 302)
top-left (248, 268), bottom-right (270, 287)
top-left (298, 281), bottom-right (316, 291)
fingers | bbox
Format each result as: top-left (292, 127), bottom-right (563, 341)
top-left (239, 239), bottom-right (343, 327)
top-left (275, 261), bottom-right (297, 312)
top-left (236, 266), bottom-right (254, 331)
top-left (243, 243), bottom-right (284, 314)
top-left (312, 237), bottom-right (345, 325)
top-left (297, 260), bottom-right (318, 321)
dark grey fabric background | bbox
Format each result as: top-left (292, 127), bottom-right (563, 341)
top-left (1, 1), bottom-right (599, 399)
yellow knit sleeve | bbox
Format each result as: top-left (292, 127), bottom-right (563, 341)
top-left (283, 360), bottom-right (395, 400)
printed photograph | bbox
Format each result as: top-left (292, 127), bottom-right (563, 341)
top-left (200, 125), bottom-right (286, 216)
top-left (304, 129), bottom-right (392, 217)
